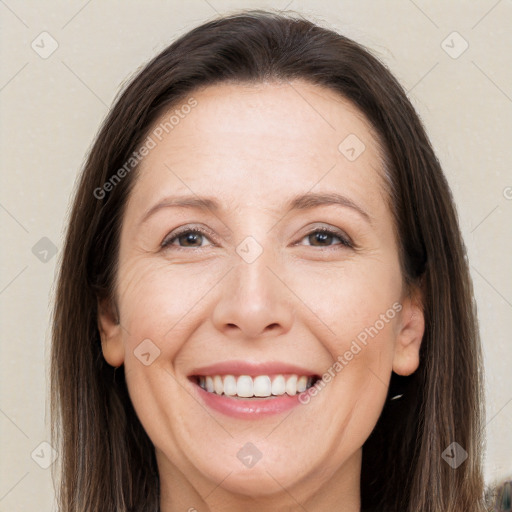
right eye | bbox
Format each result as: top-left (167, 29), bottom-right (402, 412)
top-left (161, 227), bottom-right (215, 250)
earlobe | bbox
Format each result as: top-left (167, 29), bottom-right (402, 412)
top-left (392, 288), bottom-right (425, 377)
top-left (97, 297), bottom-right (125, 367)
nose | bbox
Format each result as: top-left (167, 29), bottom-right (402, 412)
top-left (211, 247), bottom-right (294, 340)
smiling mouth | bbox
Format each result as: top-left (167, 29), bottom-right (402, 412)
top-left (190, 374), bottom-right (320, 399)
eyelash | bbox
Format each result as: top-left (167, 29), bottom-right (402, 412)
top-left (160, 226), bottom-right (353, 251)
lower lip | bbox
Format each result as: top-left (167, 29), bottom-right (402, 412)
top-left (193, 381), bottom-right (303, 419)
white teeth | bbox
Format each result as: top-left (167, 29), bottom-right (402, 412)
top-left (285, 375), bottom-right (298, 396)
top-left (197, 373), bottom-right (315, 398)
top-left (271, 375), bottom-right (286, 395)
top-left (213, 375), bottom-right (224, 395)
top-left (224, 375), bottom-right (237, 396)
top-left (297, 375), bottom-right (308, 393)
top-left (253, 375), bottom-right (271, 397)
top-left (237, 375), bottom-right (253, 397)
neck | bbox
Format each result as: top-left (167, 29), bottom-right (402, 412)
top-left (157, 448), bottom-right (362, 512)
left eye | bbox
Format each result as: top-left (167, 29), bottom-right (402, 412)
top-left (298, 228), bottom-right (352, 249)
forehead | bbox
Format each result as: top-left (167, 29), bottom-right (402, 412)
top-left (127, 80), bottom-right (388, 220)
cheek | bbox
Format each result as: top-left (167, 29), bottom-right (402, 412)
top-left (296, 259), bottom-right (401, 419)
top-left (292, 257), bottom-right (402, 353)
top-left (116, 257), bottom-right (225, 354)
top-left (299, 308), bottom-right (398, 459)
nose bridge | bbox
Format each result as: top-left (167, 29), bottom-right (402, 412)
top-left (211, 234), bottom-right (294, 339)
top-left (235, 236), bottom-right (278, 301)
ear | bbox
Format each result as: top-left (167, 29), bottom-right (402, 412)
top-left (392, 286), bottom-right (425, 376)
top-left (97, 296), bottom-right (124, 367)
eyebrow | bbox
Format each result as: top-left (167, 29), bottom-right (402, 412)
top-left (140, 191), bottom-right (372, 225)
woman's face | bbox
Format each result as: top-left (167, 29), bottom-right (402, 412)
top-left (99, 80), bottom-right (424, 506)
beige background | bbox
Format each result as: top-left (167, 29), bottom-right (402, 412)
top-left (1, 1), bottom-right (511, 510)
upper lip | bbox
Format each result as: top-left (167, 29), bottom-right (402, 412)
top-left (189, 360), bottom-right (320, 377)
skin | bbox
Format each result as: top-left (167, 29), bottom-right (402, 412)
top-left (98, 80), bottom-right (425, 512)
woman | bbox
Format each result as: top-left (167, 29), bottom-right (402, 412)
top-left (51, 10), bottom-right (486, 511)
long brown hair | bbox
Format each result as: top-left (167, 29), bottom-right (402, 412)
top-left (51, 9), bottom-right (485, 511)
